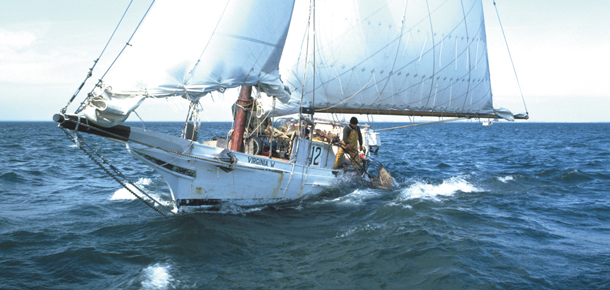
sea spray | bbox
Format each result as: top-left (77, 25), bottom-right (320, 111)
top-left (398, 176), bottom-right (479, 201)
top-left (140, 263), bottom-right (174, 290)
top-left (110, 178), bottom-right (153, 200)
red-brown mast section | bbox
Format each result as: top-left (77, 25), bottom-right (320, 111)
top-left (230, 86), bottom-right (253, 152)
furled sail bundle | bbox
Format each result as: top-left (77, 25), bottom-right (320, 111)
top-left (82, 0), bottom-right (295, 126)
top-left (266, 0), bottom-right (511, 120)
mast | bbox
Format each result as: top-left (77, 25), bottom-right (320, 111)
top-left (230, 86), bottom-right (253, 152)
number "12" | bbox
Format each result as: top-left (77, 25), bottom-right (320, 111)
top-left (311, 146), bottom-right (322, 166)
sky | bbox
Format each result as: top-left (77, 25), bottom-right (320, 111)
top-left (1, 0), bottom-right (609, 122)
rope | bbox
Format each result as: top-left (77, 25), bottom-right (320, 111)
top-left (61, 128), bottom-right (173, 217)
top-left (336, 144), bottom-right (370, 177)
top-left (75, 0), bottom-right (157, 114)
top-left (61, 0), bottom-right (134, 114)
top-left (374, 117), bottom-right (461, 132)
top-left (493, 0), bottom-right (528, 115)
top-left (296, 0), bottom-right (319, 138)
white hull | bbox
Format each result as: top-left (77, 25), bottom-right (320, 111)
top-left (125, 127), bottom-right (367, 207)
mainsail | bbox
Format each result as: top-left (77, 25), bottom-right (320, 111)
top-left (265, 0), bottom-right (512, 120)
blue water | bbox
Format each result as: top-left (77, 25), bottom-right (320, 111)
top-left (1, 121), bottom-right (609, 289)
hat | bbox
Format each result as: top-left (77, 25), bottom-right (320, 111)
top-left (350, 117), bottom-right (358, 125)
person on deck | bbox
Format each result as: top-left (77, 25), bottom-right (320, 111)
top-left (333, 117), bottom-right (364, 169)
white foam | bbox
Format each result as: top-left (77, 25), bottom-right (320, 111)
top-left (398, 176), bottom-right (479, 201)
top-left (178, 202), bottom-right (267, 215)
top-left (317, 188), bottom-right (379, 206)
top-left (215, 202), bottom-right (265, 215)
top-left (497, 175), bottom-right (514, 183)
top-left (110, 184), bottom-right (140, 200)
top-left (386, 201), bottom-right (413, 209)
top-left (110, 178), bottom-right (153, 200)
top-left (108, 178), bottom-right (175, 212)
top-left (141, 263), bottom-right (173, 290)
top-left (336, 223), bottom-right (386, 238)
top-left (137, 177), bottom-right (152, 186)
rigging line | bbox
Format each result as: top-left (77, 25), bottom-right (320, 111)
top-left (379, 0), bottom-right (409, 95)
top-left (61, 0), bottom-right (134, 114)
top-left (369, 0), bottom-right (479, 106)
top-left (247, 110), bottom-right (273, 139)
top-left (98, 0), bottom-right (156, 81)
top-left (186, 1), bottom-right (232, 85)
top-left (316, 77), bottom-right (374, 111)
top-left (493, 0), bottom-right (528, 114)
top-left (304, 0), bottom-right (317, 192)
top-left (79, 136), bottom-right (167, 207)
top-left (306, 0), bottom-right (452, 96)
top-left (374, 117), bottom-right (461, 131)
top-left (75, 0), bottom-right (157, 114)
top-left (459, 0), bottom-right (472, 109)
top-left (182, 102), bottom-right (195, 139)
top-left (75, 2), bottom-right (155, 111)
top-left (133, 110), bottom-right (147, 132)
top-left (82, 129), bottom-right (170, 169)
top-left (299, 0), bottom-right (315, 137)
top-left (424, 0), bottom-right (437, 108)
top-left (62, 129), bottom-right (172, 216)
top-left (312, 0), bottom-right (316, 115)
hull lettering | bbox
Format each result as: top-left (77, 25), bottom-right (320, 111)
top-left (247, 156), bottom-right (275, 168)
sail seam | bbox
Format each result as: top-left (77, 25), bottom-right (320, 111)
top-left (214, 33), bottom-right (282, 48)
top-left (185, 1), bottom-right (232, 89)
top-left (424, 0), bottom-right (437, 108)
top-left (459, 0), bottom-right (473, 109)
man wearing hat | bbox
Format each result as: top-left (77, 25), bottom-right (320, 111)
top-left (333, 117), bottom-right (364, 169)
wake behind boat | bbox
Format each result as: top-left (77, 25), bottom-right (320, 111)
top-left (54, 0), bottom-right (527, 215)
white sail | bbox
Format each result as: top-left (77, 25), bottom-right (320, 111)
top-left (97, 0), bottom-right (295, 101)
top-left (265, 0), bottom-right (506, 118)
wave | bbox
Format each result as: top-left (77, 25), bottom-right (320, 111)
top-left (557, 169), bottom-right (594, 183)
top-left (315, 188), bottom-right (381, 206)
top-left (203, 202), bottom-right (266, 215)
top-left (110, 178), bottom-right (153, 200)
top-left (109, 178), bottom-right (176, 212)
top-left (0, 172), bottom-right (26, 183)
top-left (336, 222), bottom-right (387, 238)
top-left (497, 175), bottom-right (514, 183)
top-left (396, 176), bottom-right (479, 201)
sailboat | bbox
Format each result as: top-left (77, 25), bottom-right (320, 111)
top-left (54, 0), bottom-right (527, 213)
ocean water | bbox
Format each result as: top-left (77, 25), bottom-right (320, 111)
top-left (1, 121), bottom-right (609, 289)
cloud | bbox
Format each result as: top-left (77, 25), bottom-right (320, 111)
top-left (0, 27), bottom-right (94, 86)
top-left (0, 28), bottom-right (36, 53)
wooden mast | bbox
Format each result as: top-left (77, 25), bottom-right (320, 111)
top-left (230, 86), bottom-right (253, 152)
